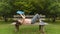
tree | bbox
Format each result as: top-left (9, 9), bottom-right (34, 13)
top-left (0, 0), bottom-right (60, 22)
top-left (0, 0), bottom-right (14, 22)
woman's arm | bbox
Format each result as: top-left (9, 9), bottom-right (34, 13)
top-left (20, 14), bottom-right (26, 24)
top-left (20, 14), bottom-right (25, 19)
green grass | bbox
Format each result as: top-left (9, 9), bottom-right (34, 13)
top-left (0, 21), bottom-right (60, 34)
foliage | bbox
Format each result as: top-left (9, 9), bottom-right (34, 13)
top-left (0, 0), bottom-right (60, 22)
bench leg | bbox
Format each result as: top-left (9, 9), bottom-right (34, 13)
top-left (39, 25), bottom-right (45, 34)
top-left (15, 24), bottom-right (19, 32)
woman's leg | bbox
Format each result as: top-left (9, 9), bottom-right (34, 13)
top-left (31, 14), bottom-right (40, 24)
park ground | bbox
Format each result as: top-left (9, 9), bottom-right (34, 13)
top-left (0, 20), bottom-right (60, 34)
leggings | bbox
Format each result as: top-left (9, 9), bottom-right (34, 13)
top-left (31, 14), bottom-right (40, 24)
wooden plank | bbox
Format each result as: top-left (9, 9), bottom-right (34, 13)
top-left (13, 15), bottom-right (45, 18)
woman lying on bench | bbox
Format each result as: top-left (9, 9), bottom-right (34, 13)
top-left (17, 14), bottom-right (40, 24)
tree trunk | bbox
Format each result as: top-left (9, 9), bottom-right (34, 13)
top-left (52, 16), bottom-right (56, 22)
top-left (4, 17), bottom-right (8, 22)
top-left (3, 15), bottom-right (8, 22)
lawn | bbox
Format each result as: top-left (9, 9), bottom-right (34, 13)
top-left (0, 21), bottom-right (60, 34)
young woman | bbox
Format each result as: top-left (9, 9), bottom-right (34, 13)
top-left (17, 14), bottom-right (40, 25)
